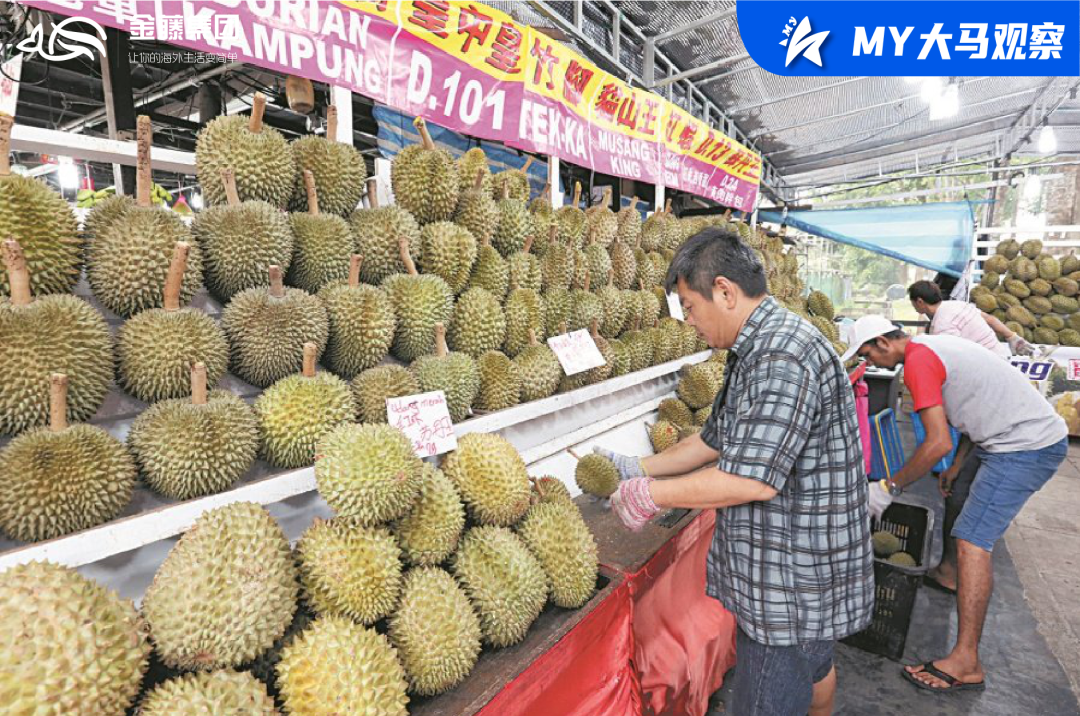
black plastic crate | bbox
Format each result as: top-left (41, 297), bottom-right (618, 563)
top-left (842, 501), bottom-right (935, 661)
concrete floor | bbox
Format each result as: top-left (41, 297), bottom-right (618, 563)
top-left (707, 426), bottom-right (1080, 715)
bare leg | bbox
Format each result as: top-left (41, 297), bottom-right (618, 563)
top-left (809, 665), bottom-right (836, 716)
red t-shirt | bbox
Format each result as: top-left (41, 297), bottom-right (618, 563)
top-left (903, 342), bottom-right (946, 411)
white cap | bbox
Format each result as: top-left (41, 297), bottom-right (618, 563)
top-left (840, 315), bottom-right (899, 363)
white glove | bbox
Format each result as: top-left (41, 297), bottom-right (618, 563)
top-left (1008, 333), bottom-right (1034, 357)
top-left (868, 480), bottom-right (894, 521)
top-left (592, 447), bottom-right (647, 481)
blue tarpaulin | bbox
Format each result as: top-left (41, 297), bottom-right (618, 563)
top-left (759, 202), bottom-right (976, 277)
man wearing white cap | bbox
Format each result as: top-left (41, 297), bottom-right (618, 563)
top-left (843, 316), bottom-right (1067, 695)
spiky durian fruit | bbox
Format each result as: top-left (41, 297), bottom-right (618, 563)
top-left (193, 168), bottom-right (295, 302)
top-left (807, 289), bottom-right (835, 320)
top-left (420, 220), bottom-right (478, 295)
top-left (810, 315), bottom-right (839, 342)
top-left (636, 288), bottom-right (663, 327)
top-left (615, 196), bottom-right (643, 247)
top-left (554, 182), bottom-right (586, 249)
top-left (349, 179), bottom-right (423, 285)
top-left (412, 322), bottom-right (480, 422)
top-left (544, 287), bottom-right (573, 336)
top-left (570, 244), bottom-right (589, 292)
top-left (491, 156), bottom-right (533, 202)
top-left (128, 364), bottom-right (258, 501)
top-left (0, 240), bottom-right (112, 435)
top-left (467, 233), bottom-right (510, 300)
top-left (584, 186), bottom-right (618, 247)
top-left (530, 475), bottom-right (573, 505)
top-left (475, 350), bottom-right (522, 412)
top-left (288, 105), bottom-right (366, 216)
top-left (116, 243), bottom-right (229, 403)
top-left (457, 146), bottom-right (491, 195)
top-left (82, 193), bottom-right (135, 246)
top-left (443, 432), bottom-right (531, 526)
top-left (598, 273), bottom-right (629, 339)
top-left (389, 567), bottom-right (481, 695)
top-left (276, 617), bottom-right (408, 716)
top-left (393, 464), bottom-right (465, 567)
top-left (508, 234), bottom-right (543, 292)
top-left (1020, 239), bottom-right (1044, 259)
top-left (583, 240), bottom-right (613, 290)
top-left (143, 502), bottom-right (298, 670)
top-left (694, 405), bottom-right (712, 426)
top-left (641, 206), bottom-right (671, 252)
top-left (255, 345), bottom-right (356, 468)
top-left (541, 225), bottom-right (574, 291)
top-left (610, 238), bottom-right (638, 291)
top-left (0, 113), bottom-right (81, 298)
top-left (196, 93), bottom-right (295, 208)
top-left (0, 374), bottom-right (135, 541)
top-left (449, 286), bottom-right (506, 358)
top-left (493, 184), bottom-right (535, 257)
top-left (649, 420), bottom-right (681, 452)
top-left (138, 670), bottom-right (278, 715)
top-left (392, 117), bottom-right (458, 224)
top-left (351, 365), bottom-right (420, 424)
top-left (569, 271), bottom-right (603, 331)
top-left (677, 362), bottom-right (723, 409)
top-left (454, 167), bottom-right (500, 244)
top-left (315, 423), bottom-right (423, 525)
top-left (518, 501), bottom-right (599, 608)
top-left (622, 325), bottom-right (654, 373)
top-left (658, 397), bottom-right (693, 428)
top-left (318, 256), bottom-right (396, 379)
top-left (296, 518), bottom-right (402, 624)
top-left (504, 286), bottom-right (546, 357)
top-left (607, 338), bottom-right (631, 377)
top-left (286, 170), bottom-right (354, 293)
top-left (514, 330), bottom-right (563, 402)
top-left (529, 181), bottom-right (553, 217)
top-left (574, 452), bottom-right (620, 498)
top-left (635, 246), bottom-right (657, 288)
top-left (453, 526), bottom-right (548, 647)
top-left (0, 561), bottom-right (150, 716)
top-left (222, 266), bottom-right (329, 389)
top-left (383, 237), bottom-right (454, 361)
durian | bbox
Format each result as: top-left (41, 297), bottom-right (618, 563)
top-left (584, 186), bottom-right (618, 247)
top-left (1020, 239), bottom-right (1044, 259)
top-left (412, 322), bottom-right (481, 422)
top-left (807, 290), bottom-right (834, 320)
top-left (530, 475), bottom-right (573, 505)
top-left (677, 362), bottom-right (722, 409)
top-left (610, 238), bottom-right (638, 291)
top-left (393, 463), bottom-right (465, 567)
top-left (449, 286), bottom-right (506, 358)
top-left (454, 167), bottom-right (500, 244)
top-left (286, 170), bottom-right (354, 293)
top-left (467, 233), bottom-right (510, 299)
top-left (514, 329), bottom-right (563, 402)
top-left (543, 287), bottom-right (573, 337)
top-left (456, 146), bottom-right (491, 195)
top-left (383, 237), bottom-right (454, 361)
top-left (493, 183), bottom-right (535, 256)
top-left (649, 420), bottom-right (681, 452)
top-left (553, 182), bottom-right (586, 249)
top-left (518, 501), bottom-right (599, 608)
top-left (887, 552), bottom-right (917, 567)
top-left (995, 238), bottom-right (1020, 260)
top-left (351, 364), bottom-right (420, 424)
top-left (443, 432), bottom-right (532, 526)
top-left (872, 530), bottom-right (901, 557)
top-left (318, 255), bottom-right (396, 379)
top-left (420, 220), bottom-right (478, 295)
top-left (504, 285), bottom-right (546, 357)
top-left (475, 349), bottom-right (522, 412)
top-left (615, 195), bottom-right (643, 248)
top-left (491, 156), bottom-right (533, 202)
top-left (541, 224), bottom-right (574, 291)
top-left (573, 450), bottom-right (620, 498)
top-left (349, 178), bottom-right (423, 285)
top-left (569, 271), bottom-right (603, 331)
top-left (82, 193), bottom-right (135, 246)
top-left (288, 104), bottom-right (366, 216)
top-left (508, 233), bottom-right (543, 292)
top-left (392, 117), bottom-right (458, 225)
top-left (137, 670), bottom-right (278, 715)
top-left (658, 397), bottom-right (694, 427)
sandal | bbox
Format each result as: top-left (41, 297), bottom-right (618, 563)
top-left (902, 662), bottom-right (986, 693)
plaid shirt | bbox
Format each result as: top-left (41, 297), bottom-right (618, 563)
top-left (700, 297), bottom-right (874, 646)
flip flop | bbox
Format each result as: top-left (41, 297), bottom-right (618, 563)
top-left (922, 576), bottom-right (957, 595)
top-left (902, 662), bottom-right (986, 693)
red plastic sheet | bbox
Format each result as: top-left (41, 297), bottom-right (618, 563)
top-left (628, 511), bottom-right (737, 716)
top-left (477, 578), bottom-right (642, 716)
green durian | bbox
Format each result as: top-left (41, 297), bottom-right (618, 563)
top-left (530, 475), bottom-right (574, 505)
top-left (1059, 328), bottom-right (1080, 346)
top-left (467, 234), bottom-right (510, 299)
top-left (1033, 327), bottom-right (1059, 345)
top-left (454, 167), bottom-right (500, 243)
top-left (449, 286), bottom-right (506, 358)
top-left (349, 186), bottom-right (423, 285)
top-left (1053, 277), bottom-right (1079, 297)
top-left (504, 286), bottom-right (546, 357)
top-left (393, 463), bottom-right (465, 567)
top-left (677, 362), bottom-right (722, 409)
top-left (983, 254), bottom-right (1010, 275)
top-left (807, 290), bottom-right (835, 320)
top-left (574, 453), bottom-right (620, 498)
top-left (475, 349), bottom-right (523, 412)
top-left (1005, 278), bottom-right (1031, 298)
top-left (649, 419), bottom-right (681, 452)
top-left (1020, 239), bottom-right (1044, 259)
top-left (513, 332), bottom-right (563, 402)
top-left (554, 182), bottom-right (586, 249)
top-left (412, 323), bottom-right (481, 422)
top-left (1037, 255), bottom-right (1062, 281)
top-left (391, 117), bottom-right (458, 225)
top-left (383, 238), bottom-right (454, 361)
top-left (491, 157), bottom-right (533, 203)
top-left (518, 501), bottom-right (599, 608)
top-left (543, 287), bottom-right (574, 337)
top-left (138, 670), bottom-right (278, 715)
top-left (286, 171), bottom-right (354, 293)
top-left (584, 187), bottom-right (618, 247)
top-left (1005, 304), bottom-right (1037, 328)
top-left (442, 432), bottom-right (531, 526)
top-left (1009, 257), bottom-right (1038, 281)
top-left (872, 530), bottom-right (901, 557)
top-left (420, 220), bottom-right (478, 295)
top-left (887, 552), bottom-right (917, 567)
top-left (82, 193), bottom-right (135, 246)
top-left (288, 106), bottom-right (366, 216)
top-left (616, 196), bottom-right (643, 247)
top-left (1052, 294), bottom-right (1080, 314)
top-left (508, 236), bottom-right (543, 293)
top-left (493, 190), bottom-right (535, 257)
top-left (979, 270), bottom-right (1000, 288)
top-left (351, 365), bottom-right (420, 424)
top-left (1028, 278), bottom-right (1053, 297)
top-left (318, 257), bottom-right (396, 379)
top-left (457, 147), bottom-right (491, 195)
top-left (1024, 295), bottom-right (1053, 315)
top-left (658, 397), bottom-right (694, 427)
top-left (995, 238), bottom-right (1020, 260)
top-left (1062, 252), bottom-right (1080, 275)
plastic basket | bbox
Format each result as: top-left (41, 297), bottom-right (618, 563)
top-left (869, 409), bottom-right (905, 480)
top-left (842, 502), bottom-right (935, 661)
top-left (910, 412), bottom-right (961, 473)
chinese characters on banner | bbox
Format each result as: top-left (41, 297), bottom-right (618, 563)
top-left (24, 0), bottom-right (760, 208)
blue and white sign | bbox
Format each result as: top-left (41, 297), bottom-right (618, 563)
top-left (737, 0), bottom-right (1079, 76)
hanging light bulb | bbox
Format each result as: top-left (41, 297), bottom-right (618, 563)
top-left (920, 77), bottom-right (943, 103)
top-left (57, 156), bottom-right (79, 190)
top-left (929, 84), bottom-right (959, 120)
top-left (1038, 124), bottom-right (1057, 154)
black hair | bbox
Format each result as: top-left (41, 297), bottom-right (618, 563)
top-left (907, 280), bottom-right (942, 305)
top-left (663, 228), bottom-right (767, 299)
top-left (860, 328), bottom-right (907, 352)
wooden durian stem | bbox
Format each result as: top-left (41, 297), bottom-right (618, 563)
top-left (548, 224), bottom-right (558, 245)
top-left (603, 186), bottom-right (612, 206)
top-left (541, 181), bottom-right (551, 200)
top-left (558, 321), bottom-right (568, 334)
top-left (221, 168), bottom-right (240, 207)
top-left (639, 277), bottom-right (646, 290)
top-left (326, 104), bottom-right (338, 144)
top-left (583, 269), bottom-right (591, 293)
top-left (190, 362), bottom-right (208, 406)
top-left (302, 342), bottom-right (317, 377)
top-left (303, 170), bottom-right (320, 215)
top-left (573, 181), bottom-right (582, 207)
top-left (163, 242), bottom-right (189, 312)
top-left (474, 168), bottom-right (486, 190)
top-left (589, 317), bottom-right (600, 339)
top-left (268, 265), bottom-right (284, 298)
top-left (723, 208), bottom-right (732, 220)
top-left (366, 177), bottom-right (379, 209)
top-left (568, 448), bottom-right (581, 461)
top-left (3, 238), bottom-right (31, 306)
top-left (521, 156), bottom-right (534, 173)
top-left (349, 255), bottom-right (362, 288)
top-left (49, 373), bottom-right (68, 433)
top-left (249, 92), bottom-right (267, 134)
top-left (523, 234), bottom-right (534, 254)
top-left (434, 322), bottom-right (448, 357)
top-left (399, 236), bottom-right (419, 276)
top-left (136, 115), bottom-right (152, 208)
top-left (630, 196), bottom-right (639, 212)
top-left (607, 268), bottom-right (614, 288)
top-left (664, 198), bottom-right (672, 214)
top-left (501, 183), bottom-right (510, 201)
top-left (414, 117), bottom-right (435, 150)
top-left (0, 112), bottom-right (12, 176)
top-left (527, 328), bottom-right (540, 347)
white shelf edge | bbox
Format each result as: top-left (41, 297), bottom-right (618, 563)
top-left (978, 226), bottom-right (1080, 235)
top-left (520, 397), bottom-right (663, 466)
top-left (11, 124), bottom-right (197, 174)
top-left (0, 352), bottom-right (710, 572)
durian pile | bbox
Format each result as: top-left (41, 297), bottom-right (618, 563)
top-left (648, 351), bottom-right (727, 454)
top-left (970, 238), bottom-right (1080, 346)
top-left (0, 427), bottom-right (601, 714)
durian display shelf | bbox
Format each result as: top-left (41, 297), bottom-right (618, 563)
top-left (970, 227), bottom-right (1080, 282)
top-left (10, 122), bottom-right (196, 174)
top-left (0, 350), bottom-right (711, 576)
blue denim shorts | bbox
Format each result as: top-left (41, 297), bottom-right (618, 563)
top-left (953, 437), bottom-right (1068, 552)
top-left (731, 627), bottom-right (834, 716)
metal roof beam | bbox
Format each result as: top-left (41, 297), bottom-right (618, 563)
top-left (999, 77), bottom-right (1080, 158)
top-left (728, 77), bottom-right (869, 114)
top-left (653, 6), bottom-right (737, 45)
top-left (650, 53), bottom-right (751, 89)
top-left (692, 61), bottom-right (762, 89)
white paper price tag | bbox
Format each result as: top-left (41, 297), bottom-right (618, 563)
top-left (1069, 359), bottom-right (1080, 381)
top-left (386, 390), bottom-right (458, 458)
top-left (666, 292), bottom-right (685, 321)
top-left (547, 330), bottom-right (606, 376)
top-left (0, 55), bottom-right (22, 117)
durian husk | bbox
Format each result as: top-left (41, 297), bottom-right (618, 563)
top-left (517, 501), bottom-right (599, 608)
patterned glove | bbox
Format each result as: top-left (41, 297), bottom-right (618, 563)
top-left (610, 477), bottom-right (661, 532)
top-left (868, 480), bottom-right (894, 521)
top-left (593, 447), bottom-right (647, 481)
top-left (1007, 333), bottom-right (1034, 357)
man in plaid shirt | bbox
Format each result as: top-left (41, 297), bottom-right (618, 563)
top-left (603, 228), bottom-right (874, 716)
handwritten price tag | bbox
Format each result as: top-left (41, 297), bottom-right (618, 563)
top-left (547, 330), bottom-right (606, 376)
top-left (0, 55), bottom-right (22, 117)
top-left (1069, 359), bottom-right (1080, 381)
top-left (386, 390), bottom-right (458, 458)
top-left (666, 293), bottom-right (685, 321)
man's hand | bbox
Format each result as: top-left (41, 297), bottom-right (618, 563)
top-left (938, 463), bottom-right (960, 497)
top-left (868, 480), bottom-right (894, 521)
top-left (610, 477), bottom-right (661, 532)
top-left (593, 447), bottom-right (646, 481)
top-left (1008, 333), bottom-right (1034, 357)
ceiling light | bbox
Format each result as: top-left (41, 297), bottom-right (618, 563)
top-left (57, 161), bottom-right (79, 190)
top-left (1038, 125), bottom-right (1057, 154)
top-left (929, 84), bottom-right (959, 120)
top-left (191, 192), bottom-right (204, 210)
top-left (920, 77), bottom-right (943, 103)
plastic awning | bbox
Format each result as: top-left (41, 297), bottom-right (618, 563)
top-left (759, 201), bottom-right (977, 277)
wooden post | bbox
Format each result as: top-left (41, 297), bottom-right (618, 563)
top-left (49, 374), bottom-right (68, 433)
top-left (163, 242), bottom-right (189, 312)
top-left (0, 112), bottom-right (12, 176)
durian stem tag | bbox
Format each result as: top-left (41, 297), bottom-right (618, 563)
top-left (434, 322), bottom-right (449, 357)
top-left (349, 254), bottom-right (362, 288)
top-left (136, 115), bottom-right (153, 208)
top-left (2, 238), bottom-right (32, 306)
top-left (268, 265), bottom-right (285, 298)
top-left (49, 373), bottom-right (68, 433)
top-left (302, 342), bottom-right (317, 377)
top-left (190, 362), bottom-right (208, 405)
top-left (303, 169), bottom-right (319, 215)
top-left (365, 177), bottom-right (380, 209)
top-left (326, 104), bottom-right (338, 144)
top-left (0, 112), bottom-right (12, 176)
top-left (249, 92), bottom-right (267, 134)
top-left (221, 168), bottom-right (241, 207)
top-left (414, 116), bottom-right (436, 150)
top-left (163, 241), bottom-right (190, 312)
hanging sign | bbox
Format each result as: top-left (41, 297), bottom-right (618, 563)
top-left (386, 390), bottom-right (458, 458)
top-left (548, 330), bottom-right (606, 376)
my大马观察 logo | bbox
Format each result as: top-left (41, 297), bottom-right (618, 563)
top-left (780, 16), bottom-right (830, 67)
top-left (16, 16), bottom-right (106, 63)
